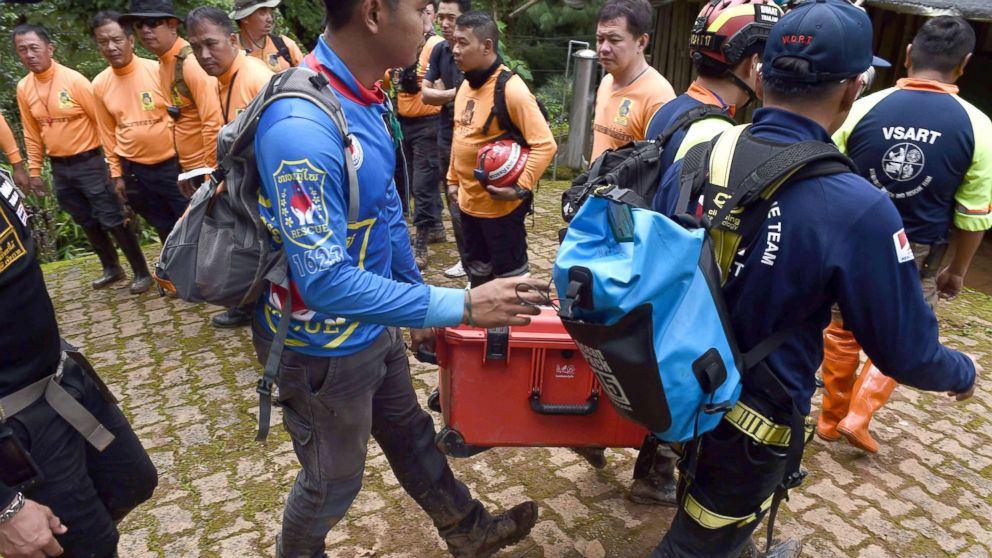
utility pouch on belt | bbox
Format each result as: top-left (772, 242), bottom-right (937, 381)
top-left (0, 425), bottom-right (43, 491)
top-left (920, 239), bottom-right (949, 279)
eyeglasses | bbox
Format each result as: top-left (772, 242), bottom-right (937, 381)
top-left (134, 18), bottom-right (166, 30)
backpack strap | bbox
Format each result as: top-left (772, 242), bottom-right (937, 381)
top-left (172, 45), bottom-right (194, 104)
top-left (655, 104), bottom-right (734, 147)
top-left (256, 285), bottom-right (293, 441)
top-left (269, 33), bottom-right (293, 66)
top-left (482, 69), bottom-right (526, 145)
top-left (674, 141), bottom-right (714, 216)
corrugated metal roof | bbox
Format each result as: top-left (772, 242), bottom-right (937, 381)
top-left (865, 0), bottom-right (992, 21)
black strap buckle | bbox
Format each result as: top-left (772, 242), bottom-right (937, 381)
top-left (256, 378), bottom-right (274, 397)
top-left (783, 468), bottom-right (807, 490)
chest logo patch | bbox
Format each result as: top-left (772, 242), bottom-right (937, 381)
top-left (274, 159), bottom-right (332, 250)
top-left (139, 91), bottom-right (155, 111)
top-left (460, 99), bottom-right (476, 127)
top-left (882, 142), bottom-right (925, 182)
top-left (57, 89), bottom-right (74, 109)
top-left (614, 97), bottom-right (633, 126)
top-left (347, 134), bottom-right (364, 170)
top-left (892, 228), bottom-right (915, 264)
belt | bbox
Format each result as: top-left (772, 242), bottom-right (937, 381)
top-left (0, 353), bottom-right (115, 451)
top-left (49, 147), bottom-right (102, 166)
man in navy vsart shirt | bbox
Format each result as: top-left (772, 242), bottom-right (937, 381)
top-left (251, 1), bottom-right (548, 556)
top-left (650, 2), bottom-right (977, 556)
top-left (820, 16), bottom-right (992, 454)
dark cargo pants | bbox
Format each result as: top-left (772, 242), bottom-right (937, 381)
top-left (400, 115), bottom-right (443, 229)
top-left (252, 326), bottom-right (488, 557)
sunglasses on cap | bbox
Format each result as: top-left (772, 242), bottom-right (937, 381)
top-left (134, 18), bottom-right (167, 30)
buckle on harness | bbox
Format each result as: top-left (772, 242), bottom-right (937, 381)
top-left (256, 378), bottom-right (274, 397)
top-left (783, 468), bottom-right (807, 490)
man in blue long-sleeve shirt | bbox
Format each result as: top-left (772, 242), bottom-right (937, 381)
top-left (250, 1), bottom-right (548, 556)
top-left (649, 1), bottom-right (976, 556)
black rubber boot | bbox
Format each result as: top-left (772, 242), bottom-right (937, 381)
top-left (428, 223), bottom-right (447, 244)
top-left (212, 306), bottom-right (253, 328)
top-left (738, 538), bottom-right (803, 558)
top-left (444, 501), bottom-right (538, 558)
top-left (82, 226), bottom-right (124, 289)
top-left (415, 226), bottom-right (430, 269)
top-left (629, 444), bottom-right (678, 506)
top-left (572, 447), bottom-right (608, 469)
top-left (109, 225), bottom-right (152, 294)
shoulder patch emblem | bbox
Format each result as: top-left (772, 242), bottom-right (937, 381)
top-left (274, 159), bottom-right (332, 249)
top-left (892, 228), bottom-right (915, 264)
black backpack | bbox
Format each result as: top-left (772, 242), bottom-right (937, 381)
top-left (560, 104), bottom-right (735, 223)
top-left (482, 69), bottom-right (550, 148)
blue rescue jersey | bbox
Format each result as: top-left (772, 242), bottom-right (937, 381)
top-left (654, 108), bottom-right (975, 414)
top-left (645, 83), bottom-right (735, 212)
top-left (834, 79), bottom-right (992, 244)
top-left (254, 37), bottom-right (464, 357)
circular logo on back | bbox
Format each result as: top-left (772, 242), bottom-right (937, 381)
top-left (881, 142), bottom-right (925, 182)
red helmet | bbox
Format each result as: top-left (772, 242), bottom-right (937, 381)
top-left (474, 139), bottom-right (530, 188)
top-left (690, 0), bottom-right (783, 67)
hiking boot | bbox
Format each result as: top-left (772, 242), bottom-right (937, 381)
top-left (415, 226), bottom-right (429, 269)
top-left (738, 538), bottom-right (802, 558)
top-left (212, 306), bottom-right (253, 329)
top-left (83, 225), bottom-right (125, 289)
top-left (445, 501), bottom-right (538, 558)
top-left (444, 260), bottom-right (467, 278)
top-left (108, 224), bottom-right (152, 294)
top-left (572, 447), bottom-right (607, 469)
top-left (428, 224), bottom-right (447, 244)
top-left (629, 451), bottom-right (678, 506)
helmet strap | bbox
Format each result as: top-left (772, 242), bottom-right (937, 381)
top-left (725, 69), bottom-right (757, 110)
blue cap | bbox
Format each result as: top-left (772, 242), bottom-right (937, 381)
top-left (763, 0), bottom-right (890, 84)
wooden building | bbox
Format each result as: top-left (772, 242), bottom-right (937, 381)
top-left (650, 0), bottom-right (992, 114)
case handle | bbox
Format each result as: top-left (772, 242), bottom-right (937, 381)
top-left (529, 389), bottom-right (599, 416)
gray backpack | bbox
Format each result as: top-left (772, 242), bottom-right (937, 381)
top-left (153, 66), bottom-right (360, 440)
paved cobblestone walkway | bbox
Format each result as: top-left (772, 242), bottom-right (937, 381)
top-left (43, 181), bottom-right (992, 557)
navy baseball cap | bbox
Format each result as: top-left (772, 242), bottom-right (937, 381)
top-left (763, 0), bottom-right (890, 83)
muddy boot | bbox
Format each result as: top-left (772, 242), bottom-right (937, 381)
top-left (629, 441), bottom-right (677, 506)
top-left (816, 319), bottom-right (861, 441)
top-left (212, 306), bottom-right (253, 329)
top-left (738, 538), bottom-right (803, 558)
top-left (83, 225), bottom-right (124, 289)
top-left (109, 224), bottom-right (152, 294)
top-left (428, 224), bottom-right (447, 244)
top-left (415, 226), bottom-right (429, 270)
top-left (444, 501), bottom-right (538, 558)
top-left (572, 447), bottom-right (607, 469)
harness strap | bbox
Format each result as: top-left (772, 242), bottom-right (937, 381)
top-left (0, 353), bottom-right (115, 451)
top-left (269, 33), bottom-right (293, 66)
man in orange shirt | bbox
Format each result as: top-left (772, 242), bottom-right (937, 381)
top-left (0, 112), bottom-right (28, 190)
top-left (122, 0), bottom-right (223, 197)
top-left (447, 12), bottom-right (556, 286)
top-left (91, 11), bottom-right (186, 243)
top-left (230, 0), bottom-right (304, 73)
top-left (394, 11), bottom-right (446, 270)
top-left (590, 0), bottom-right (675, 161)
top-left (14, 24), bottom-right (152, 294)
top-left (187, 6), bottom-right (273, 329)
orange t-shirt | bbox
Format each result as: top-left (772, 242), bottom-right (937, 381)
top-left (16, 61), bottom-right (102, 177)
top-left (242, 33), bottom-right (303, 73)
top-left (0, 113), bottom-right (22, 165)
top-left (397, 35), bottom-right (444, 119)
top-left (217, 52), bottom-right (272, 124)
top-left (92, 56), bottom-right (176, 177)
top-left (591, 66), bottom-right (675, 160)
top-left (158, 37), bottom-right (223, 171)
top-left (447, 65), bottom-right (557, 218)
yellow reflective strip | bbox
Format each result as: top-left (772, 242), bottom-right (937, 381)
top-left (708, 124), bottom-right (748, 188)
top-left (724, 401), bottom-right (792, 447)
top-left (706, 4), bottom-right (759, 33)
top-left (684, 490), bottom-right (777, 530)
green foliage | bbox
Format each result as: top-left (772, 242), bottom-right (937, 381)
top-left (534, 73), bottom-right (572, 138)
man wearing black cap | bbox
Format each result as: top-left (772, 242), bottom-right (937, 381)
top-left (230, 0), bottom-right (303, 73)
top-left (648, 1), bottom-right (978, 556)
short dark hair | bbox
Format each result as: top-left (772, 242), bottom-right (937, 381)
top-left (761, 57), bottom-right (846, 100)
top-left (186, 6), bottom-right (234, 35)
top-left (910, 16), bottom-right (975, 74)
top-left (438, 0), bottom-right (472, 14)
top-left (12, 24), bottom-right (51, 45)
top-left (325, 0), bottom-right (399, 31)
top-left (91, 11), bottom-right (131, 37)
top-left (456, 10), bottom-right (499, 50)
top-left (598, 0), bottom-right (653, 38)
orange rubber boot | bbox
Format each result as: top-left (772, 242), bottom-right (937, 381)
top-left (836, 360), bottom-right (897, 454)
top-left (816, 320), bottom-right (861, 441)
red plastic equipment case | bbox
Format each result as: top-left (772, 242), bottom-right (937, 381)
top-left (423, 306), bottom-right (648, 457)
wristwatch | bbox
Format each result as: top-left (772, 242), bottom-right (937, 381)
top-left (512, 185), bottom-right (533, 202)
top-left (0, 493), bottom-right (25, 525)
